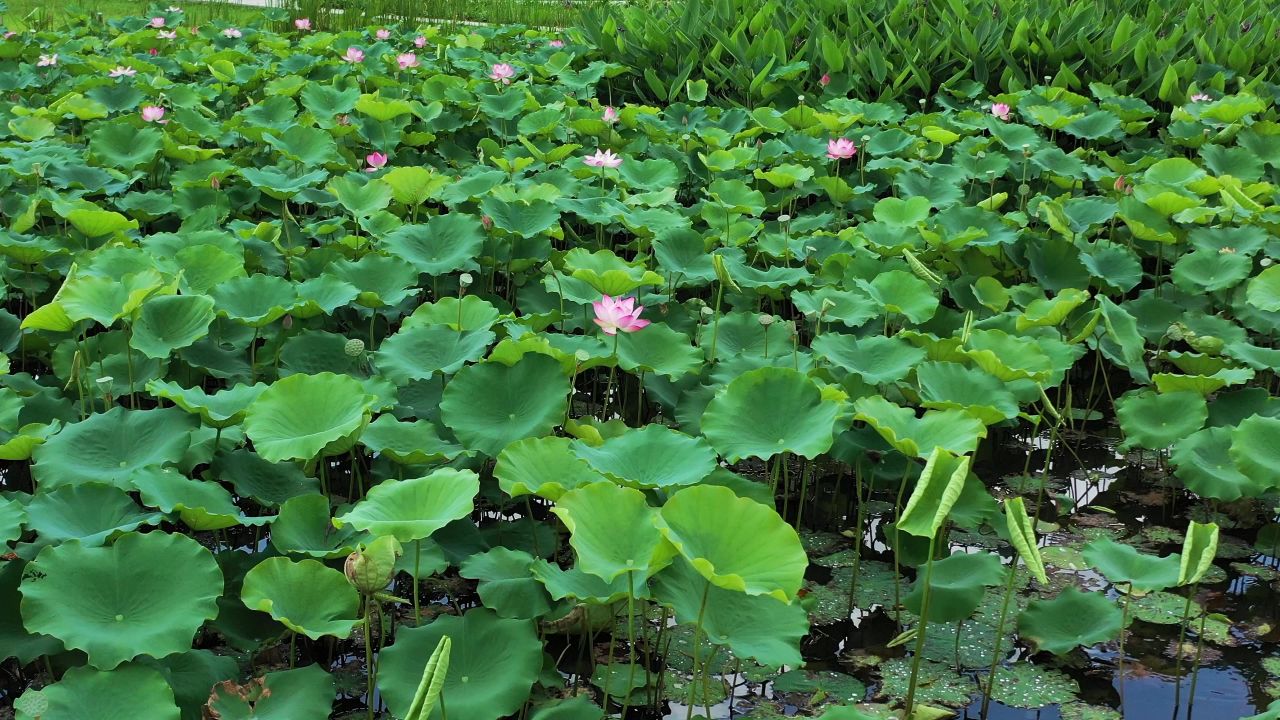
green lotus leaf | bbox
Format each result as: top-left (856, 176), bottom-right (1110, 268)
top-left (856, 270), bottom-right (938, 324)
top-left (530, 697), bottom-right (606, 720)
top-left (374, 325), bottom-right (495, 384)
top-left (702, 367), bottom-right (841, 462)
top-left (1004, 497), bottom-right (1048, 585)
top-left (328, 254), bottom-right (420, 308)
top-left (379, 609), bottom-right (543, 720)
top-left (656, 484), bottom-right (806, 602)
top-left (1230, 415), bottom-right (1280, 496)
top-left (16, 664), bottom-right (180, 720)
top-left (243, 373), bottom-right (375, 463)
top-left (32, 407), bottom-right (196, 490)
top-left (480, 196), bottom-right (562, 238)
top-left (1172, 248), bottom-right (1253, 293)
top-left (0, 495), bottom-right (23, 547)
top-left (531, 560), bottom-right (645, 604)
top-left (494, 436), bottom-right (609, 500)
top-left (961, 328), bottom-right (1085, 386)
top-left (404, 295), bottom-right (503, 331)
top-left (1082, 538), bottom-right (1181, 592)
top-left (270, 494), bottom-right (363, 559)
top-left (360, 415), bottom-right (464, 464)
top-left (853, 396), bottom-right (987, 458)
top-left (90, 122), bottom-right (165, 170)
top-left (327, 175), bottom-right (393, 218)
top-left (379, 166), bottom-right (450, 207)
top-left (335, 468), bottom-right (479, 543)
top-left (1018, 587), bottom-right (1123, 655)
top-left (146, 379), bottom-right (269, 428)
top-left (813, 334), bottom-right (927, 385)
top-left (294, 275), bottom-right (360, 318)
top-left (440, 354), bottom-right (569, 457)
top-left (572, 424), bottom-right (716, 489)
top-left (205, 664), bottom-right (335, 720)
top-left (903, 551), bottom-right (1005, 623)
top-left (984, 664), bottom-right (1080, 710)
top-left (897, 448), bottom-right (971, 538)
top-left (615, 322), bottom-right (703, 378)
top-left (133, 467), bottom-right (266, 531)
top-left (65, 208), bottom-right (139, 237)
top-left (459, 547), bottom-right (553, 619)
top-left (1179, 521), bottom-right (1219, 587)
top-left (1172, 427), bottom-right (1267, 501)
top-left (915, 361), bottom-right (1019, 424)
top-left (240, 556), bottom-right (360, 640)
top-left (264, 125), bottom-right (340, 166)
top-left (1248, 266), bottom-right (1280, 311)
top-left (793, 287), bottom-right (878, 328)
top-left (139, 648), bottom-right (239, 720)
top-left (131, 295), bottom-right (216, 359)
top-left (210, 449), bottom-right (320, 507)
top-left (874, 196), bottom-right (931, 226)
top-left (382, 214), bottom-right (485, 276)
top-left (209, 274), bottom-right (299, 327)
top-left (24, 483), bottom-right (162, 547)
top-left (0, 421), bottom-right (59, 462)
top-left (20, 532), bottom-right (222, 669)
top-left (58, 269), bottom-right (168, 327)
top-left (1114, 390), bottom-right (1206, 450)
top-left (239, 165), bottom-right (330, 199)
top-left (552, 481), bottom-right (674, 583)
top-left (562, 248), bottom-right (663, 295)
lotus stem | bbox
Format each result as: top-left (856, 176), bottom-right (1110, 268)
top-left (708, 282), bottom-right (724, 360)
top-left (602, 333), bottom-right (620, 421)
top-left (413, 539), bottom-right (422, 625)
top-left (903, 530), bottom-right (939, 718)
top-left (845, 459), bottom-right (866, 618)
top-left (1118, 582), bottom-right (1132, 706)
top-left (892, 461), bottom-right (913, 623)
top-left (289, 631), bottom-right (297, 669)
top-left (685, 582), bottom-right (711, 720)
top-left (620, 571), bottom-right (638, 718)
top-left (1186, 607), bottom-right (1209, 716)
top-left (363, 601), bottom-right (375, 720)
top-left (602, 602), bottom-right (620, 710)
top-left (980, 558), bottom-right (1021, 719)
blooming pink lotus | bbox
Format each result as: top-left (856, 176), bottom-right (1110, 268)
top-left (150, 17), bottom-right (166, 28)
top-left (141, 105), bottom-right (166, 123)
top-left (158, 30), bottom-right (177, 40)
top-left (489, 63), bottom-right (516, 84)
top-left (149, 47), bottom-right (160, 55)
top-left (414, 35), bottom-right (427, 48)
top-left (397, 52), bottom-right (419, 69)
top-left (826, 138), bottom-right (856, 160)
top-left (1190, 93), bottom-right (1212, 102)
top-left (2, 31), bottom-right (16, 40)
top-left (222, 27), bottom-right (242, 39)
top-left (819, 73), bottom-right (830, 87)
top-left (365, 152), bottom-right (388, 172)
top-left (584, 149), bottom-right (623, 169)
top-left (991, 102), bottom-right (1011, 121)
top-left (593, 295), bottom-right (650, 335)
top-left (549, 39), bottom-right (565, 48)
top-left (376, 28), bottom-right (391, 40)
top-left (602, 106), bottom-right (618, 124)
top-left (295, 18), bottom-right (312, 31)
top-left (109, 65), bottom-right (137, 77)
top-left (343, 47), bottom-right (365, 63)
top-left (37, 54), bottom-right (57, 67)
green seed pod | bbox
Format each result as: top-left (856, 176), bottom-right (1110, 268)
top-left (344, 338), bottom-right (366, 357)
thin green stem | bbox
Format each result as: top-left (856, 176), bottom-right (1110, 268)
top-left (685, 583), bottom-right (711, 720)
top-left (903, 531), bottom-right (939, 718)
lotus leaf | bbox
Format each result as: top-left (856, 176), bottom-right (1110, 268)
top-left (24, 483), bottom-right (162, 546)
top-left (495, 436), bottom-right (609, 500)
top-left (572, 424), bottom-right (715, 489)
top-left (16, 664), bottom-right (180, 720)
top-left (552, 481), bottom-right (674, 583)
top-left (440, 354), bottom-right (569, 457)
top-left (204, 664), bottom-right (335, 720)
top-left (240, 556), bottom-right (360, 639)
top-left (243, 373), bottom-right (375, 462)
top-left (32, 407), bottom-right (196, 490)
top-left (335, 468), bottom-right (479, 543)
top-left (1018, 587), bottom-right (1123, 655)
top-left (459, 547), bottom-right (554, 619)
top-left (702, 367), bottom-right (841, 462)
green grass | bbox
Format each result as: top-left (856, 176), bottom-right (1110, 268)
top-left (2, 1), bottom-right (264, 31)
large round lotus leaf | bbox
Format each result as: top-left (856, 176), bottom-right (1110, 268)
top-left (209, 449), bottom-right (320, 507)
top-left (531, 560), bottom-right (643, 604)
top-left (853, 396), bottom-right (987, 458)
top-left (530, 697), bottom-right (607, 720)
top-left (19, 532), bottom-right (222, 669)
top-left (552, 482), bottom-right (674, 582)
top-left (2, 561), bottom-right (63, 664)
top-left (1, 495), bottom-right (26, 547)
top-left (335, 468), bottom-right (479, 543)
top-left (270, 494), bottom-right (364, 558)
top-left (132, 467), bottom-right (265, 531)
top-left (240, 556), bottom-right (360, 640)
top-left (812, 334), bottom-right (927, 385)
top-left (915, 361), bottom-right (1020, 424)
top-left (1247, 265), bottom-right (1280, 312)
top-left (656, 484), bottom-right (806, 602)
top-left (1018, 587), bottom-right (1123, 655)
top-left (378, 608), bottom-right (543, 720)
top-left (1082, 538), bottom-right (1181, 592)
top-left (327, 254), bottom-right (419, 308)
top-left (359, 415), bottom-right (464, 464)
top-left (572, 424), bottom-right (716, 489)
top-left (440, 354), bottom-right (570, 457)
top-left (205, 664), bottom-right (335, 720)
top-left (382, 213), bottom-right (486, 276)
top-left (1172, 426), bottom-right (1268, 501)
top-left (404, 295), bottom-right (503, 331)
top-left (373, 326), bottom-right (495, 385)
top-left (15, 664), bottom-right (180, 720)
top-left (32, 407), bottom-right (196, 490)
top-left (903, 551), bottom-right (1006, 623)
top-left (209, 274), bottom-right (298, 327)
top-left (653, 555), bottom-right (808, 667)
top-left (701, 367), bottom-right (840, 462)
top-left (130, 294), bottom-right (217, 359)
top-left (1172, 248), bottom-right (1253, 293)
top-left (494, 436), bottom-right (609, 500)
top-left (1114, 390), bottom-right (1206, 450)
top-left (615, 323), bottom-right (703, 378)
top-left (141, 649), bottom-right (239, 719)
top-left (243, 373), bottom-right (375, 463)
top-left (146, 379), bottom-right (269, 429)
top-left (24, 483), bottom-right (162, 546)
top-left (1230, 415), bottom-right (1280, 492)
top-left (458, 548), bottom-right (553, 619)
top-left (856, 270), bottom-right (939, 324)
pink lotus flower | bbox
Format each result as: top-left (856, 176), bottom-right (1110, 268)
top-left (150, 17), bottom-right (166, 28)
top-left (397, 52), bottom-right (419, 69)
top-left (414, 35), bottom-right (427, 48)
top-left (140, 105), bottom-right (166, 123)
top-left (295, 18), bottom-right (311, 31)
top-left (2, 31), bottom-right (16, 40)
top-left (549, 39), bottom-right (564, 48)
top-left (343, 46), bottom-right (365, 63)
top-left (602, 106), bottom-right (618, 124)
top-left (1190, 93), bottom-right (1212, 102)
top-left (489, 63), bottom-right (516, 84)
top-left (158, 30), bottom-right (177, 40)
top-left (819, 73), bottom-right (830, 87)
top-left (991, 102), bottom-right (1011, 121)
top-left (365, 152), bottom-right (388, 172)
top-left (37, 54), bottom-right (57, 67)
top-left (109, 65), bottom-right (137, 77)
top-left (376, 28), bottom-right (391, 40)
top-left (826, 138), bottom-right (856, 160)
top-left (481, 215), bottom-right (493, 229)
top-left (593, 295), bottom-right (650, 335)
top-left (149, 47), bottom-right (160, 55)
top-left (583, 149), bottom-right (623, 169)
top-left (222, 27), bottom-right (242, 39)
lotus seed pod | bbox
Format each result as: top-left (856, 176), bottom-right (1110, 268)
top-left (344, 338), bottom-right (365, 357)
top-left (777, 214), bottom-right (791, 223)
top-left (701, 306), bottom-right (714, 317)
top-left (574, 349), bottom-right (591, 363)
top-left (344, 536), bottom-right (403, 595)
top-left (459, 273), bottom-right (474, 287)
top-left (759, 314), bottom-right (775, 326)
top-left (1263, 257), bottom-right (1273, 267)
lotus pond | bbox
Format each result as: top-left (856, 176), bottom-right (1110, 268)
top-left (3, 7), bottom-right (1280, 720)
